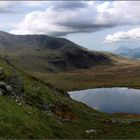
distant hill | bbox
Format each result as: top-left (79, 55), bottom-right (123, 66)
top-left (114, 46), bottom-right (140, 59)
top-left (0, 31), bottom-right (113, 72)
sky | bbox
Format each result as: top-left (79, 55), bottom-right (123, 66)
top-left (0, 1), bottom-right (140, 51)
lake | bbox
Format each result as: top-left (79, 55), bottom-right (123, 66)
top-left (68, 87), bottom-right (140, 114)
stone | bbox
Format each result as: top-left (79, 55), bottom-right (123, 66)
top-left (6, 85), bottom-right (12, 92)
top-left (0, 82), bottom-right (6, 87)
top-left (86, 129), bottom-right (96, 134)
top-left (18, 103), bottom-right (22, 106)
top-left (0, 90), bottom-right (3, 96)
top-left (27, 112), bottom-right (32, 115)
top-left (15, 99), bottom-right (18, 102)
top-left (0, 68), bottom-right (4, 74)
top-left (0, 82), bottom-right (12, 95)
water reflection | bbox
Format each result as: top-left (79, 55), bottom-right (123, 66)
top-left (69, 88), bottom-right (140, 114)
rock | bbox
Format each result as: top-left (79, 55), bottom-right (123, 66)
top-left (6, 75), bottom-right (24, 90)
top-left (6, 85), bottom-right (12, 92)
top-left (0, 82), bottom-right (13, 95)
top-left (86, 129), bottom-right (96, 134)
top-left (15, 99), bottom-right (18, 102)
top-left (104, 119), bottom-right (121, 125)
top-left (18, 103), bottom-right (22, 106)
top-left (0, 82), bottom-right (6, 87)
top-left (0, 68), bottom-right (4, 74)
top-left (0, 90), bottom-right (2, 95)
top-left (43, 102), bottom-right (55, 111)
top-left (27, 112), bottom-right (32, 115)
top-left (46, 112), bottom-right (54, 116)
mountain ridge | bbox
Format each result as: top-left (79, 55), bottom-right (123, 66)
top-left (0, 31), bottom-right (113, 72)
top-left (114, 46), bottom-right (140, 59)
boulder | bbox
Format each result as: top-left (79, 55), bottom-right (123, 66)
top-left (0, 82), bottom-right (13, 95)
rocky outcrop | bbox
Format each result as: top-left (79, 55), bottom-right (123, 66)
top-left (0, 81), bottom-right (13, 95)
top-left (0, 67), bottom-right (26, 104)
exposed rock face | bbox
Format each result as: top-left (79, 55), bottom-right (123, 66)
top-left (0, 81), bottom-right (13, 96)
top-left (0, 67), bottom-right (26, 104)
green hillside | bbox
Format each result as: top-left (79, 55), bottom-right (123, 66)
top-left (0, 31), bottom-right (140, 138)
top-left (0, 54), bottom-right (140, 139)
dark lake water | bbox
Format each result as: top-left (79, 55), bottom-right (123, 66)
top-left (68, 87), bottom-right (140, 114)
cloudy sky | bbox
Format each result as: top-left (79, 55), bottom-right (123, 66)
top-left (0, 1), bottom-right (140, 51)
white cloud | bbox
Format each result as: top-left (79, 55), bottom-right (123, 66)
top-left (104, 27), bottom-right (140, 43)
top-left (10, 1), bottom-right (140, 36)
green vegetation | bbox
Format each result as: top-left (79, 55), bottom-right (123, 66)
top-left (30, 55), bottom-right (140, 91)
top-left (0, 53), bottom-right (139, 139)
top-left (0, 32), bottom-right (140, 138)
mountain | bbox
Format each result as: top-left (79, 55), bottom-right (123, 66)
top-left (0, 31), bottom-right (112, 72)
top-left (114, 46), bottom-right (140, 59)
top-left (115, 46), bottom-right (132, 54)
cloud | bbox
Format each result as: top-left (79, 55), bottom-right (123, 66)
top-left (0, 1), bottom-right (19, 13)
top-left (10, 1), bottom-right (140, 36)
top-left (51, 1), bottom-right (88, 10)
top-left (0, 1), bottom-right (13, 9)
top-left (0, 1), bottom-right (47, 13)
top-left (22, 1), bottom-right (50, 7)
top-left (104, 27), bottom-right (140, 43)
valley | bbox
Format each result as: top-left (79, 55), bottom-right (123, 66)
top-left (0, 31), bottom-right (140, 138)
top-left (27, 53), bottom-right (140, 91)
top-left (1, 32), bottom-right (140, 91)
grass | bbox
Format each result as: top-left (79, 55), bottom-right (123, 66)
top-left (0, 51), bottom-right (140, 138)
top-left (0, 58), bottom-right (112, 139)
top-left (32, 62), bottom-right (140, 91)
top-left (6, 50), bottom-right (140, 91)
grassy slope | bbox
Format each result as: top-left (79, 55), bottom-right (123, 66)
top-left (0, 55), bottom-right (140, 138)
top-left (3, 48), bottom-right (139, 91)
top-left (29, 53), bottom-right (140, 91)
top-left (3, 48), bottom-right (140, 91)
top-left (0, 46), bottom-right (112, 73)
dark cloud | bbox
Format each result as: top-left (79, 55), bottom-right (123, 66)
top-left (48, 24), bottom-right (116, 36)
top-left (52, 1), bottom-right (88, 10)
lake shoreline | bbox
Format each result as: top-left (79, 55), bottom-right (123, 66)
top-left (69, 87), bottom-right (140, 115)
